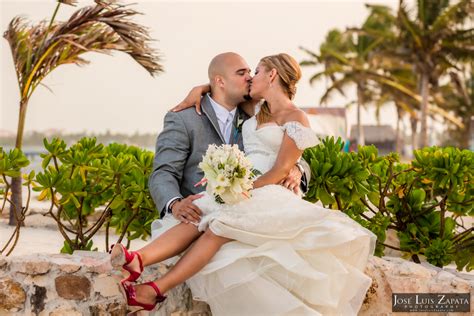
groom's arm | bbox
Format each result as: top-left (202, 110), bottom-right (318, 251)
top-left (149, 111), bottom-right (190, 218)
top-left (298, 159), bottom-right (311, 193)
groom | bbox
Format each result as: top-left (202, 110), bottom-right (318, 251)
top-left (149, 52), bottom-right (308, 223)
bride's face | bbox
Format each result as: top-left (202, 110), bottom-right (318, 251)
top-left (249, 62), bottom-right (271, 100)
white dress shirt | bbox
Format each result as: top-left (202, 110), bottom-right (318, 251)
top-left (208, 94), bottom-right (236, 143)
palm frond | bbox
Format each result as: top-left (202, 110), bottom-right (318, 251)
top-left (299, 46), bottom-right (321, 63)
top-left (319, 47), bottom-right (351, 66)
top-left (58, 0), bottom-right (78, 6)
top-left (431, 0), bottom-right (472, 34)
top-left (428, 104), bottom-right (463, 128)
top-left (299, 60), bottom-right (318, 67)
top-left (365, 4), bottom-right (396, 24)
top-left (4, 0), bottom-right (163, 101)
top-left (308, 63), bottom-right (346, 85)
top-left (396, 100), bottom-right (418, 117)
top-left (319, 75), bottom-right (353, 105)
top-left (398, 1), bottom-right (423, 48)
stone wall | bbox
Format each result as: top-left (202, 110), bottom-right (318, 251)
top-left (360, 257), bottom-right (473, 316)
top-left (0, 251), bottom-right (209, 315)
top-left (0, 252), bottom-right (472, 315)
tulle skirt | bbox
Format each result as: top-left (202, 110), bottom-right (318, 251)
top-left (151, 185), bottom-right (376, 315)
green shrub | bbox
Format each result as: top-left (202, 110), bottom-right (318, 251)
top-left (0, 147), bottom-right (33, 255)
top-left (303, 137), bottom-right (474, 271)
top-left (34, 137), bottom-right (158, 253)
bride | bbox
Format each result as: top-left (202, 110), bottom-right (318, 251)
top-left (111, 53), bottom-right (376, 315)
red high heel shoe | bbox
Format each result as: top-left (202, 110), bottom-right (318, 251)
top-left (121, 281), bottom-right (167, 312)
top-left (110, 243), bottom-right (143, 282)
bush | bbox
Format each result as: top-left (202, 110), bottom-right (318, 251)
top-left (0, 147), bottom-right (33, 255)
top-left (34, 137), bottom-right (158, 253)
top-left (303, 137), bottom-right (473, 271)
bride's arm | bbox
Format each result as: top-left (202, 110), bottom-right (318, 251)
top-left (171, 84), bottom-right (211, 115)
top-left (171, 83), bottom-right (261, 117)
top-left (252, 111), bottom-right (310, 189)
top-left (252, 135), bottom-right (304, 189)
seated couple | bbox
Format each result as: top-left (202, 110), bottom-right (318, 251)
top-left (110, 52), bottom-right (376, 315)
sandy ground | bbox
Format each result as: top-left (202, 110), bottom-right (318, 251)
top-left (0, 219), bottom-right (148, 257)
top-left (0, 192), bottom-right (148, 256)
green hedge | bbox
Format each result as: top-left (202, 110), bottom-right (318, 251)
top-left (303, 137), bottom-right (473, 271)
top-left (2, 137), bottom-right (473, 271)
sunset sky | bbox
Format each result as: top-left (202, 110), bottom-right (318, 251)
top-left (1, 0), bottom-right (403, 135)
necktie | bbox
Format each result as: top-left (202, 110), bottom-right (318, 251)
top-left (224, 114), bottom-right (233, 143)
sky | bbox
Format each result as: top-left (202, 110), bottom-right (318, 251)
top-left (0, 0), bottom-right (403, 135)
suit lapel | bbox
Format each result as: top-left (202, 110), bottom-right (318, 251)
top-left (201, 95), bottom-right (225, 143)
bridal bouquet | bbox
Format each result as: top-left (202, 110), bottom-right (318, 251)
top-left (197, 144), bottom-right (256, 204)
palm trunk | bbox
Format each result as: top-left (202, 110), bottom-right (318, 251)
top-left (356, 84), bottom-right (365, 147)
top-left (410, 117), bottom-right (418, 150)
top-left (395, 105), bottom-right (402, 153)
top-left (419, 72), bottom-right (429, 148)
top-left (9, 100), bottom-right (28, 226)
top-left (460, 117), bottom-right (471, 149)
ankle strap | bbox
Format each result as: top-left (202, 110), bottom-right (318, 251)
top-left (144, 281), bottom-right (167, 303)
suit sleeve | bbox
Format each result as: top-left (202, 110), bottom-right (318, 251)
top-left (149, 112), bottom-right (190, 218)
top-left (299, 158), bottom-right (311, 193)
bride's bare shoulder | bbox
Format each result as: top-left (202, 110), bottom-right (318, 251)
top-left (283, 108), bottom-right (310, 128)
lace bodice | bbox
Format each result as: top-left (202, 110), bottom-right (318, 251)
top-left (242, 116), bottom-right (318, 173)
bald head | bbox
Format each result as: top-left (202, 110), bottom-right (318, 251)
top-left (208, 52), bottom-right (244, 83)
top-left (206, 52), bottom-right (251, 108)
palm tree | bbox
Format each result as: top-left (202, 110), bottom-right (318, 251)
top-left (434, 67), bottom-right (473, 148)
top-left (373, 67), bottom-right (419, 152)
top-left (300, 5), bottom-right (419, 147)
top-left (396, 0), bottom-right (474, 147)
top-left (300, 28), bottom-right (374, 147)
top-left (3, 0), bottom-right (163, 225)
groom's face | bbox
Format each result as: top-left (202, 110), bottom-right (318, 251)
top-left (222, 56), bottom-right (252, 103)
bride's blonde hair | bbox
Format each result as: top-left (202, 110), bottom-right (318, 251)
top-left (256, 53), bottom-right (302, 125)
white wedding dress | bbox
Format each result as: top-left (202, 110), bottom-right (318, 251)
top-left (152, 116), bottom-right (376, 316)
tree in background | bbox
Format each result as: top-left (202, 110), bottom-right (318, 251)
top-left (301, 0), bottom-right (472, 150)
top-left (436, 67), bottom-right (473, 149)
top-left (395, 0), bottom-right (473, 147)
top-left (300, 5), bottom-right (419, 147)
top-left (3, 0), bottom-right (163, 225)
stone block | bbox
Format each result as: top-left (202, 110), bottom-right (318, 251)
top-left (50, 256), bottom-right (82, 273)
top-left (93, 275), bottom-right (121, 298)
top-left (55, 275), bottom-right (91, 300)
top-left (74, 251), bottom-right (112, 274)
top-left (0, 277), bottom-right (26, 311)
top-left (360, 256), bottom-right (473, 316)
top-left (89, 301), bottom-right (127, 316)
top-left (15, 257), bottom-right (51, 275)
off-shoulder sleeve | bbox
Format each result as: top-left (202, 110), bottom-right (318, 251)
top-left (283, 121), bottom-right (319, 150)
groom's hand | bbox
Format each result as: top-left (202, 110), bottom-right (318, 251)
top-left (171, 194), bottom-right (204, 224)
top-left (279, 166), bottom-right (302, 194)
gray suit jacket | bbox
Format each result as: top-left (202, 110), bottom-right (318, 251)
top-left (149, 95), bottom-right (249, 218)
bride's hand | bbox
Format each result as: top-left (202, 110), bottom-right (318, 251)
top-left (279, 165), bottom-right (302, 194)
top-left (171, 84), bottom-right (211, 115)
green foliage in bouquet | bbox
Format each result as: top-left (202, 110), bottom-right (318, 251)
top-left (0, 147), bottom-right (33, 255)
top-left (303, 137), bottom-right (474, 271)
top-left (34, 137), bottom-right (157, 254)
